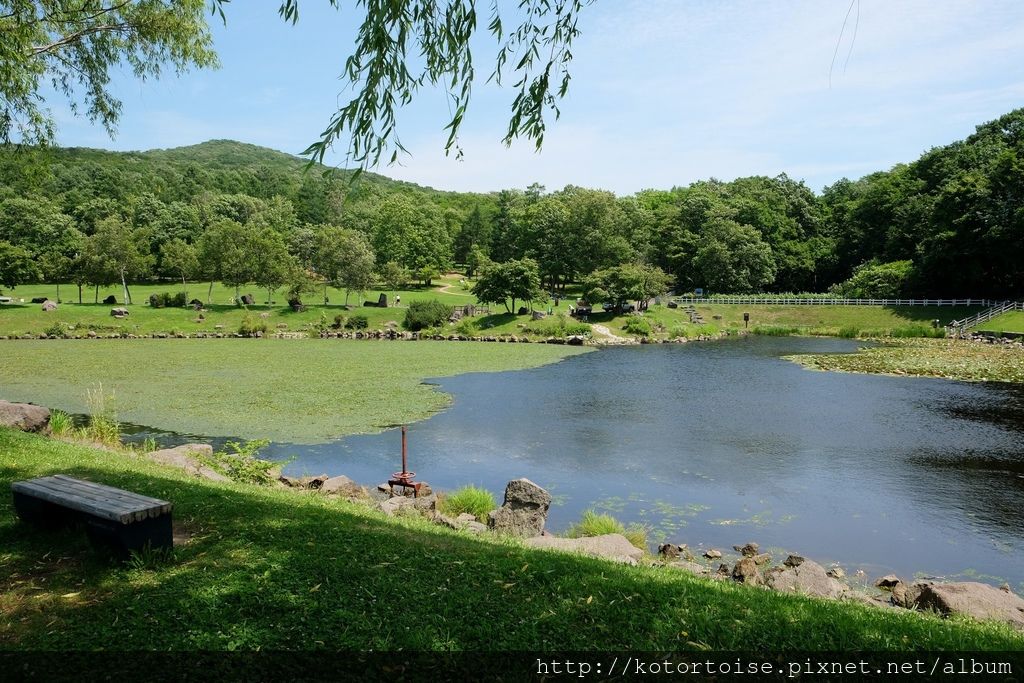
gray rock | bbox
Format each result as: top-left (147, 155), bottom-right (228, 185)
top-left (147, 444), bottom-right (228, 483)
top-left (456, 513), bottom-right (478, 524)
top-left (658, 543), bottom-right (684, 560)
top-left (412, 493), bottom-right (437, 513)
top-left (320, 475), bottom-right (357, 495)
top-left (525, 533), bottom-right (644, 565)
top-left (827, 566), bottom-right (846, 579)
top-left (703, 549), bottom-right (722, 559)
top-left (752, 553), bottom-right (773, 566)
top-left (463, 521), bottom-right (487, 534)
top-left (874, 574), bottom-right (903, 589)
top-left (732, 556), bottom-right (763, 585)
top-left (784, 554), bottom-right (805, 568)
top-left (671, 560), bottom-right (711, 576)
top-left (767, 559), bottom-right (847, 599)
top-left (379, 496), bottom-right (414, 516)
top-left (487, 478), bottom-right (551, 537)
top-left (110, 307), bottom-right (129, 317)
top-left (911, 582), bottom-right (1024, 628)
top-left (734, 542), bottom-right (759, 557)
top-left (0, 400), bottom-right (51, 433)
top-left (41, 300), bottom-right (57, 312)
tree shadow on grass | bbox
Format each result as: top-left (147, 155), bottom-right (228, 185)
top-left (1, 456), bottom-right (1020, 651)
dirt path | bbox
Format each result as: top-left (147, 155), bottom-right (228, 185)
top-left (591, 323), bottom-right (626, 341)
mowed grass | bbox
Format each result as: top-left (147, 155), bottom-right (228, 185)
top-left (0, 339), bottom-right (587, 442)
top-left (2, 429), bottom-right (1021, 651)
top-left (976, 311), bottom-right (1024, 335)
top-left (0, 280), bottom-right (475, 338)
top-left (0, 279), bottom-right (983, 341)
top-left (788, 338), bottom-right (1024, 384)
top-left (695, 304), bottom-right (978, 334)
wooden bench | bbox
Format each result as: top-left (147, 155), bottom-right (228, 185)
top-left (11, 474), bottom-right (173, 557)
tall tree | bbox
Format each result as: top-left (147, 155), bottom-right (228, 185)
top-left (160, 238), bottom-right (199, 300)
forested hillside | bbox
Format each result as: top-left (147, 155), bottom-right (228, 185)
top-left (0, 108), bottom-right (1021, 299)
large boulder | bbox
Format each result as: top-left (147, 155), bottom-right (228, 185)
top-left (110, 307), bottom-right (129, 317)
top-left (102, 295), bottom-right (117, 305)
top-left (731, 556), bottom-right (764, 585)
top-left (320, 475), bottom-right (361, 496)
top-left (147, 444), bottom-right (228, 483)
top-left (240, 294), bottom-right (255, 305)
top-left (486, 478), bottom-right (551, 537)
top-left (525, 534), bottom-right (644, 565)
top-left (41, 300), bottom-right (57, 312)
top-left (911, 581), bottom-right (1024, 629)
top-left (0, 401), bottom-right (51, 433)
top-left (766, 559), bottom-right (848, 599)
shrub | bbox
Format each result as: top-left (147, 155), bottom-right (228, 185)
top-left (403, 300), bottom-right (453, 331)
top-left (454, 317), bottom-right (480, 336)
top-left (149, 292), bottom-right (188, 308)
top-left (344, 314), bottom-right (369, 330)
top-left (829, 260), bottom-right (916, 298)
top-left (331, 314), bottom-right (345, 330)
top-left (565, 510), bottom-right (649, 552)
top-left (43, 322), bottom-right (67, 338)
top-left (238, 313), bottom-right (267, 336)
top-left (521, 313), bottom-right (590, 337)
top-left (622, 316), bottom-right (652, 337)
top-left (837, 325), bottom-right (861, 339)
top-left (438, 485), bottom-right (497, 523)
top-left (198, 439), bottom-right (280, 485)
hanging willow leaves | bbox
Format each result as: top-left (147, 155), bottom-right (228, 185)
top-left (2, 1), bottom-right (591, 170)
top-left (0, 0), bottom-right (220, 146)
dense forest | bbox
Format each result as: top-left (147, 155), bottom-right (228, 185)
top-left (0, 108), bottom-right (1022, 300)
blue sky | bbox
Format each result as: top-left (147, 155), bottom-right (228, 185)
top-left (52, 0), bottom-right (1024, 195)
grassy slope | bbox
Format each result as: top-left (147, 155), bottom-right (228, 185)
top-left (976, 311), bottom-right (1024, 335)
top-left (788, 338), bottom-right (1024, 383)
top-left (2, 429), bottom-right (1021, 651)
top-left (0, 340), bottom-right (587, 442)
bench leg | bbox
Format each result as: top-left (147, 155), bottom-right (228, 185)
top-left (12, 491), bottom-right (76, 529)
top-left (84, 513), bottom-right (174, 559)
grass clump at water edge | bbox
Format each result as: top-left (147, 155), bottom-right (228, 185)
top-left (437, 484), bottom-right (497, 523)
top-left (565, 509), bottom-right (650, 552)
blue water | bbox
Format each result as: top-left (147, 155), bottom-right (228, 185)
top-left (125, 336), bottom-right (1024, 587)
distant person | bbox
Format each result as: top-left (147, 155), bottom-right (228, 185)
top-left (395, 295), bottom-right (401, 306)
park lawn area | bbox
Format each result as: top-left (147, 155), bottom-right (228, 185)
top-left (0, 339), bottom-right (588, 442)
top-left (976, 311), bottom-right (1024, 335)
top-left (3, 429), bottom-right (1022, 651)
top-left (697, 304), bottom-right (979, 335)
top-left (0, 281), bottom-right (476, 339)
top-left (787, 338), bottom-right (1024, 384)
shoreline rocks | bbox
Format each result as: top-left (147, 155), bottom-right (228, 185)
top-left (487, 478), bottom-right (551, 537)
top-left (0, 400), bottom-right (51, 434)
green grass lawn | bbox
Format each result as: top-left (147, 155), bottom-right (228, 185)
top-left (0, 280), bottom-right (477, 338)
top-left (0, 340), bottom-right (587, 442)
top-left (976, 311), bottom-right (1024, 335)
top-left (3, 429), bottom-right (1021, 651)
top-left (0, 279), bottom-right (984, 341)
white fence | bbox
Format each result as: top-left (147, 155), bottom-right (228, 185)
top-left (947, 301), bottom-right (1023, 334)
top-left (673, 297), bottom-right (1000, 307)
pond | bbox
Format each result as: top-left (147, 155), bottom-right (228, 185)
top-left (123, 336), bottom-right (1024, 588)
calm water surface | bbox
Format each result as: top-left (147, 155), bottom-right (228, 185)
top-left (126, 336), bottom-right (1024, 587)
